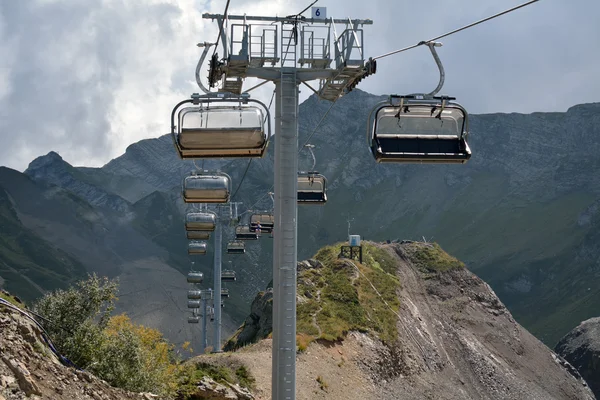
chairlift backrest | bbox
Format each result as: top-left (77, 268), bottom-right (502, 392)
top-left (187, 300), bottom-right (201, 309)
top-left (187, 231), bottom-right (211, 240)
top-left (185, 212), bottom-right (217, 231)
top-left (186, 271), bottom-right (204, 284)
top-left (188, 316), bottom-right (200, 324)
top-left (188, 241), bottom-right (208, 255)
top-left (183, 174), bottom-right (231, 203)
top-left (250, 213), bottom-right (275, 228)
top-left (235, 225), bottom-right (258, 240)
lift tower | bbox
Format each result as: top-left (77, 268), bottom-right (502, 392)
top-left (202, 9), bottom-right (373, 399)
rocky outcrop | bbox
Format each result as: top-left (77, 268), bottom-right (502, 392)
top-left (555, 317), bottom-right (600, 397)
top-left (224, 289), bottom-right (273, 351)
top-left (217, 242), bottom-right (595, 400)
top-left (188, 376), bottom-right (254, 400)
top-left (0, 295), bottom-right (157, 400)
top-left (25, 151), bottom-right (132, 213)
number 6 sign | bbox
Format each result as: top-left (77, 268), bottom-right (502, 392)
top-left (311, 6), bottom-right (327, 19)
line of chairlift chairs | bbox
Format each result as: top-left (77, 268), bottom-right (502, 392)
top-left (173, 41), bottom-right (471, 326)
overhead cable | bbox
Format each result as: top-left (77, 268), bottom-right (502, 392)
top-left (372, 0), bottom-right (540, 61)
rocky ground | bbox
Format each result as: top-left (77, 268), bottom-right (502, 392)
top-left (0, 294), bottom-right (158, 400)
top-left (556, 317), bottom-right (600, 398)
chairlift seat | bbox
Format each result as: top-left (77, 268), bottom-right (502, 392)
top-left (298, 172), bottom-right (327, 204)
top-left (370, 100), bottom-right (471, 164)
top-left (227, 240), bottom-right (246, 254)
top-left (235, 225), bottom-right (258, 240)
top-left (221, 289), bottom-right (230, 298)
top-left (187, 231), bottom-right (211, 240)
top-left (188, 290), bottom-right (202, 300)
top-left (186, 271), bottom-right (204, 284)
top-left (185, 212), bottom-right (217, 231)
top-left (188, 316), bottom-right (200, 324)
top-left (188, 241), bottom-right (208, 255)
top-left (183, 175), bottom-right (231, 203)
top-left (187, 300), bottom-right (201, 309)
top-left (221, 270), bottom-right (237, 282)
top-left (250, 213), bottom-right (274, 232)
top-left (178, 106), bottom-right (268, 158)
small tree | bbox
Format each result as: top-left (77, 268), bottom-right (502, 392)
top-left (33, 273), bottom-right (118, 367)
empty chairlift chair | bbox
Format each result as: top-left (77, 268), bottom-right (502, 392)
top-left (187, 300), bottom-right (201, 309)
top-left (187, 290), bottom-right (202, 300)
top-left (367, 42), bottom-right (471, 164)
top-left (185, 212), bottom-right (217, 232)
top-left (235, 225), bottom-right (258, 240)
top-left (187, 316), bottom-right (200, 324)
top-left (187, 231), bottom-right (211, 240)
top-left (188, 241), bottom-right (208, 255)
top-left (221, 270), bottom-right (237, 282)
top-left (186, 271), bottom-right (204, 284)
top-left (221, 288), bottom-right (230, 298)
top-left (170, 93), bottom-right (272, 159)
top-left (227, 240), bottom-right (246, 254)
top-left (297, 172), bottom-right (328, 204)
top-left (368, 95), bottom-right (471, 164)
top-left (250, 212), bottom-right (274, 233)
top-left (183, 173), bottom-right (231, 203)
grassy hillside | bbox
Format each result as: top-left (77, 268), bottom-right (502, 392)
top-left (0, 188), bottom-right (87, 302)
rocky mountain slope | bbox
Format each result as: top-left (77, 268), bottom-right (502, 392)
top-left (0, 293), bottom-right (158, 400)
top-left (555, 317), bottom-right (600, 398)
top-left (207, 242), bottom-right (595, 400)
top-left (2, 89), bottom-right (599, 349)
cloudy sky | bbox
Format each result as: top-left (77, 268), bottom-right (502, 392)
top-left (0, 0), bottom-right (598, 171)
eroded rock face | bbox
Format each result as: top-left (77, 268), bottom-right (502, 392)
top-left (555, 317), bottom-right (600, 397)
top-left (0, 299), bottom-right (152, 400)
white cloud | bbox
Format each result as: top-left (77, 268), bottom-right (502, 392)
top-left (0, 0), bottom-right (598, 171)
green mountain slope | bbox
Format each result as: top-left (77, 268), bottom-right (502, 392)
top-left (0, 187), bottom-right (87, 301)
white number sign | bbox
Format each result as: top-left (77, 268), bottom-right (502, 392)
top-left (311, 7), bottom-right (327, 19)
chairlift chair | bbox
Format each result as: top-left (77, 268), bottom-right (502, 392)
top-left (221, 288), bottom-right (230, 298)
top-left (170, 93), bottom-right (272, 159)
top-left (188, 316), bottom-right (200, 324)
top-left (367, 42), bottom-right (471, 164)
top-left (187, 300), bottom-right (201, 309)
top-left (188, 241), bottom-right (208, 255)
top-left (227, 240), bottom-right (246, 254)
top-left (187, 290), bottom-right (202, 300)
top-left (235, 225), bottom-right (258, 240)
top-left (187, 231), bottom-right (211, 240)
top-left (368, 95), bottom-right (471, 164)
top-left (185, 212), bottom-right (217, 232)
top-left (297, 172), bottom-right (328, 204)
top-left (186, 271), bottom-right (204, 284)
top-left (182, 172), bottom-right (231, 203)
top-left (250, 212), bottom-right (274, 233)
top-left (221, 270), bottom-right (237, 282)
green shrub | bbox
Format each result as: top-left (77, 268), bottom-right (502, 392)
top-left (33, 274), bottom-right (185, 397)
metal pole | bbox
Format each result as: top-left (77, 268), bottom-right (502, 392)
top-left (272, 69), bottom-right (299, 400)
top-left (213, 218), bottom-right (223, 352)
top-left (201, 297), bottom-right (208, 353)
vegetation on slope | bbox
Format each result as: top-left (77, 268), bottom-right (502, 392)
top-left (0, 188), bottom-right (87, 301)
top-left (25, 274), bottom-right (256, 399)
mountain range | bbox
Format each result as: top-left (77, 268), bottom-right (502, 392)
top-left (0, 88), bottom-right (598, 348)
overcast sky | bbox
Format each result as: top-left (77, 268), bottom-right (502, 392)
top-left (0, 0), bottom-right (598, 171)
